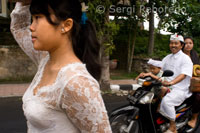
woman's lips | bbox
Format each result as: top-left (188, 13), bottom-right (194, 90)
top-left (31, 36), bottom-right (37, 43)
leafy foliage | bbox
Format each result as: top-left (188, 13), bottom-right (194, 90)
top-left (84, 1), bottom-right (200, 67)
top-left (157, 0), bottom-right (200, 36)
top-left (87, 0), bottom-right (120, 55)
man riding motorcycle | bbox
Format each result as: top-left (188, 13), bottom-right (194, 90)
top-left (159, 34), bottom-right (193, 133)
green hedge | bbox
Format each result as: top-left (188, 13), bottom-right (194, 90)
top-left (111, 27), bottom-right (171, 69)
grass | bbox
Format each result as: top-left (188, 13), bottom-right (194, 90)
top-left (110, 69), bottom-right (139, 80)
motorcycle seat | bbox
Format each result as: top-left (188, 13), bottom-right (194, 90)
top-left (175, 95), bottom-right (193, 111)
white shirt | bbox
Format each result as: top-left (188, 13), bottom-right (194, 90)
top-left (162, 50), bottom-right (193, 97)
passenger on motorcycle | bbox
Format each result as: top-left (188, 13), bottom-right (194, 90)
top-left (135, 59), bottom-right (170, 98)
top-left (183, 37), bottom-right (200, 132)
top-left (159, 34), bottom-right (193, 133)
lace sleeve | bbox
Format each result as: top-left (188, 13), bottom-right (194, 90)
top-left (10, 2), bottom-right (47, 66)
top-left (60, 75), bottom-right (112, 133)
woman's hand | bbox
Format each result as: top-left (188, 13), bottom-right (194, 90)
top-left (195, 68), bottom-right (200, 76)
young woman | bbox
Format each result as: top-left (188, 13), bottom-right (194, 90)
top-left (183, 37), bottom-right (200, 132)
top-left (10, 0), bottom-right (112, 132)
top-left (184, 37), bottom-right (200, 65)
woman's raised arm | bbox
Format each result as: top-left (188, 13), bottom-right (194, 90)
top-left (10, 2), bottom-right (47, 66)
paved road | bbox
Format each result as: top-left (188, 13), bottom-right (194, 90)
top-left (0, 81), bottom-right (133, 133)
top-left (1, 95), bottom-right (200, 133)
top-left (0, 97), bottom-right (26, 133)
top-left (0, 94), bottom-right (128, 133)
top-left (0, 81), bottom-right (199, 133)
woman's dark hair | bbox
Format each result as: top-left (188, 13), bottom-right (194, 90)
top-left (30, 0), bottom-right (101, 81)
top-left (180, 41), bottom-right (185, 50)
top-left (184, 36), bottom-right (194, 43)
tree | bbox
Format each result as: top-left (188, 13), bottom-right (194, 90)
top-left (87, 0), bottom-right (119, 90)
top-left (147, 0), bottom-right (155, 56)
top-left (125, 0), bottom-right (146, 73)
top-left (127, 18), bottom-right (139, 73)
top-left (156, 0), bottom-right (200, 37)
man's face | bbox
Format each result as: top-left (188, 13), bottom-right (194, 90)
top-left (169, 40), bottom-right (183, 54)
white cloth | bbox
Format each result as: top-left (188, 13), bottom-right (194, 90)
top-left (11, 3), bottom-right (112, 133)
top-left (159, 50), bottom-right (193, 121)
top-left (147, 59), bottom-right (162, 68)
top-left (156, 70), bottom-right (163, 78)
top-left (170, 33), bottom-right (184, 42)
top-left (156, 70), bottom-right (167, 83)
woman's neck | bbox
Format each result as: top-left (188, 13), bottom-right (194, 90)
top-left (184, 50), bottom-right (191, 57)
top-left (48, 41), bottom-right (81, 69)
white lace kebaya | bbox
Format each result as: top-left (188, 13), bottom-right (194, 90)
top-left (10, 2), bottom-right (112, 133)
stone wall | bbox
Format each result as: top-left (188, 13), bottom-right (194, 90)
top-left (0, 17), bottom-right (37, 82)
top-left (0, 45), bottom-right (160, 82)
top-left (0, 46), bottom-right (37, 82)
top-left (131, 57), bottom-right (161, 73)
top-left (132, 57), bottom-right (150, 73)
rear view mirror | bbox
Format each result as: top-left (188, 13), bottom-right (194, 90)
top-left (162, 70), bottom-right (174, 77)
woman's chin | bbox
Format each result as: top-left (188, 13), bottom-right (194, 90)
top-left (33, 46), bottom-right (44, 51)
top-left (184, 48), bottom-right (192, 52)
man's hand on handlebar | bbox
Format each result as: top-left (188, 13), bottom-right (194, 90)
top-left (162, 81), bottom-right (174, 86)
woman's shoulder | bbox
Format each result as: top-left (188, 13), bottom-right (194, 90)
top-left (60, 62), bottom-right (95, 82)
top-left (60, 63), bottom-right (99, 91)
top-left (191, 49), bottom-right (199, 57)
top-left (63, 62), bottom-right (87, 75)
top-left (190, 49), bottom-right (200, 65)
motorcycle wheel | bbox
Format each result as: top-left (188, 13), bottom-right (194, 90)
top-left (110, 113), bottom-right (140, 133)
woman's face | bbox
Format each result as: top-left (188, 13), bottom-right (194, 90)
top-left (30, 14), bottom-right (63, 51)
top-left (184, 38), bottom-right (194, 52)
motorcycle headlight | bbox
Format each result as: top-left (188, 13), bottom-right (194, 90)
top-left (139, 92), bottom-right (154, 104)
top-left (137, 78), bottom-right (145, 86)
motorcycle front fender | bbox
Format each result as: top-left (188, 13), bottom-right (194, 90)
top-left (109, 105), bottom-right (139, 119)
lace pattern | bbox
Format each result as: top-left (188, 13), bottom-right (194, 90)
top-left (61, 75), bottom-right (111, 132)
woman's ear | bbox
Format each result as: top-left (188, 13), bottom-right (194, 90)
top-left (61, 18), bottom-right (73, 33)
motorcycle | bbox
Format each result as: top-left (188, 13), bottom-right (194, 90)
top-left (109, 70), bottom-right (193, 133)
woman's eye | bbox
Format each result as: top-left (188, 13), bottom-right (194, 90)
top-left (33, 15), bottom-right (42, 20)
top-left (35, 16), bottom-right (41, 19)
